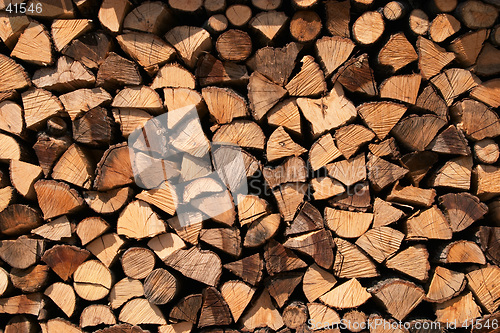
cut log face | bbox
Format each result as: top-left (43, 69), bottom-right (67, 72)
top-left (439, 192), bottom-right (487, 232)
top-left (240, 290), bottom-right (284, 331)
top-left (355, 226), bottom-right (404, 263)
top-left (425, 266), bottom-right (465, 303)
top-left (437, 240), bottom-right (486, 264)
top-left (117, 200), bottom-right (165, 239)
top-left (34, 180), bottom-right (85, 219)
top-left (264, 239), bottom-right (307, 276)
top-left (466, 265), bottom-right (500, 313)
top-left (73, 259), bottom-right (113, 301)
top-left (405, 206), bottom-right (453, 240)
top-left (369, 279), bottom-right (425, 321)
top-left (165, 26), bottom-right (212, 68)
top-left (385, 244), bottom-right (430, 281)
top-left (297, 83), bottom-right (356, 138)
top-left (332, 238), bottom-right (378, 278)
top-left (283, 229), bottom-right (334, 269)
top-left (325, 208), bottom-right (373, 238)
top-left (116, 33), bottom-right (175, 69)
top-left (11, 22), bottom-right (53, 66)
top-left (319, 278), bottom-right (371, 309)
top-left (378, 32), bottom-right (418, 72)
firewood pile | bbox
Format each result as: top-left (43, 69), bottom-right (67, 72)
top-left (0, 0), bottom-right (500, 332)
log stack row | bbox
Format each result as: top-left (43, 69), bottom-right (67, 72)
top-left (0, 0), bottom-right (499, 332)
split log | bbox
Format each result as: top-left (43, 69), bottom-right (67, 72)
top-left (297, 83), bottom-right (356, 138)
top-left (425, 266), bottom-right (465, 302)
top-left (477, 226), bottom-right (500, 265)
top-left (367, 154), bottom-right (408, 191)
top-left (80, 304), bottom-right (116, 328)
top-left (109, 277), bottom-right (144, 310)
top-left (334, 54), bottom-right (378, 96)
top-left (165, 26), bottom-right (211, 69)
top-left (0, 13), bottom-right (30, 49)
top-left (429, 14), bottom-right (461, 43)
top-left (0, 238), bottom-right (44, 269)
top-left (438, 192), bottom-right (487, 232)
top-left (319, 278), bottom-right (371, 310)
top-left (431, 68), bottom-right (479, 106)
top-left (21, 88), bottom-right (63, 130)
top-left (116, 32), bottom-right (175, 71)
top-left (241, 290), bottom-right (284, 331)
top-left (0, 204), bottom-right (42, 237)
top-left (32, 56), bottom-right (95, 92)
top-left (426, 125), bottom-right (470, 155)
top-left (34, 180), bottom-right (84, 219)
top-left (51, 19), bottom-right (92, 52)
top-left (144, 268), bottom-right (177, 305)
top-left (372, 198), bottom-right (405, 228)
top-left (0, 267), bottom-right (9, 297)
top-left (169, 293), bottom-right (202, 323)
top-left (32, 216), bottom-right (72, 241)
top-left (252, 0), bottom-right (281, 10)
top-left (249, 11), bottom-right (288, 44)
top-left (0, 293), bottom-right (44, 316)
top-left (456, 0), bottom-right (499, 29)
top-left (352, 11), bottom-right (385, 45)
top-left (435, 292), bottom-right (481, 328)
top-left (63, 31), bottom-right (112, 69)
top-left (385, 244), bottom-right (430, 281)
top-left (0, 101), bottom-right (25, 138)
top-left (303, 264), bottom-right (337, 302)
top-left (471, 78), bottom-right (500, 108)
top-left (44, 282), bottom-right (76, 317)
top-left (42, 244), bottom-right (90, 281)
top-left (449, 29), bottom-right (488, 67)
top-left (417, 37), bottom-right (455, 80)
top-left (198, 287), bottom-right (232, 327)
top-left (379, 74), bottom-right (421, 105)
top-left (41, 319), bottom-right (83, 333)
top-left (387, 183), bottom-right (436, 207)
top-left (169, 0), bottom-right (202, 13)
top-left (335, 124), bottom-right (375, 159)
top-left (391, 114), bottom-right (447, 151)
top-left (5, 315), bottom-right (38, 333)
top-left (244, 214), bottom-right (281, 247)
top-left (123, 1), bottom-right (172, 35)
top-left (87, 233), bottom-right (125, 267)
top-left (466, 265), bottom-right (500, 313)
top-left (196, 53), bottom-right (249, 87)
top-left (11, 22), bottom-right (53, 66)
top-left (325, 208), bottom-right (372, 238)
top-left (332, 237), bottom-right (378, 278)
top-left (283, 229), bottom-right (334, 268)
top-left (0, 54), bottom-right (30, 92)
top-left (326, 154), bottom-right (366, 187)
top-left (430, 156), bottom-right (472, 190)
top-left (416, 84), bottom-right (448, 119)
top-left (97, 53), bottom-right (142, 89)
top-left (73, 259), bottom-right (113, 301)
top-left (220, 280), bottom-right (255, 323)
top-left (409, 9), bottom-right (430, 35)
top-left (119, 298), bottom-right (166, 325)
top-left (267, 99), bottom-right (302, 135)
top-left (369, 279), bottom-right (424, 321)
top-left (289, 11), bottom-right (321, 43)
top-left (307, 303), bottom-right (341, 330)
top-left (94, 143), bottom-right (134, 191)
top-left (248, 72), bottom-right (287, 120)
top-left (10, 265), bottom-right (50, 293)
top-left (324, 0), bottom-right (350, 37)
top-left (378, 33), bottom-right (418, 73)
top-left (164, 247), bottom-right (222, 286)
top-left (436, 240), bottom-right (486, 264)
top-left (355, 226), bottom-right (404, 263)
top-left (75, 216), bottom-right (109, 245)
top-left (286, 55), bottom-right (326, 97)
top-left (404, 206), bottom-right (452, 240)
top-left (264, 240), bottom-right (307, 276)
top-left (117, 200), bottom-right (165, 239)
top-left (400, 151), bottom-right (439, 186)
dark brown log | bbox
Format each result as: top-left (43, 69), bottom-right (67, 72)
top-left (42, 244), bottom-right (90, 281)
top-left (224, 253), bottom-right (264, 285)
top-left (10, 265), bottom-right (50, 293)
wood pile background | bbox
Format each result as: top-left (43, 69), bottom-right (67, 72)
top-left (0, 0), bottom-right (500, 332)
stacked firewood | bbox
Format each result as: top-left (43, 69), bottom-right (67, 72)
top-left (0, 0), bottom-right (500, 332)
